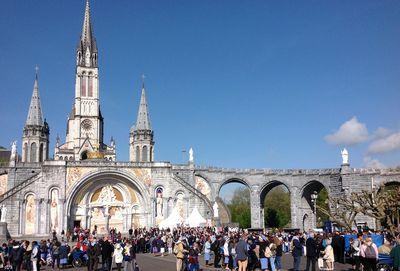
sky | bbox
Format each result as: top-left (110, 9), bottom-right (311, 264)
top-left (1, 0), bottom-right (400, 170)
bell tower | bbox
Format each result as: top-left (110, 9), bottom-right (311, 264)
top-left (55, 0), bottom-right (115, 161)
top-left (22, 68), bottom-right (50, 163)
top-left (130, 80), bottom-right (154, 162)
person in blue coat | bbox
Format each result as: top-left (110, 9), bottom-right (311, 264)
top-left (292, 232), bottom-right (303, 271)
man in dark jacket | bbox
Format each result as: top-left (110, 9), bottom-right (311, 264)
top-left (87, 238), bottom-right (101, 271)
top-left (211, 236), bottom-right (222, 268)
top-left (101, 239), bottom-right (114, 271)
top-left (305, 233), bottom-right (318, 271)
top-left (292, 232), bottom-right (303, 271)
top-left (9, 241), bottom-right (24, 271)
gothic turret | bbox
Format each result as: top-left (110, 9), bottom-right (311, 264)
top-left (22, 68), bottom-right (50, 162)
top-left (130, 81), bottom-right (154, 162)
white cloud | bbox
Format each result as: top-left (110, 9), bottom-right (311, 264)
top-left (368, 132), bottom-right (400, 154)
top-left (372, 127), bottom-right (391, 139)
top-left (324, 117), bottom-right (369, 146)
top-left (363, 156), bottom-right (385, 169)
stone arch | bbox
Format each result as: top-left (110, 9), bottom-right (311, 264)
top-left (259, 180), bottom-right (291, 228)
top-left (65, 170), bottom-right (151, 232)
top-left (300, 180), bottom-right (328, 230)
top-left (217, 177), bottom-right (250, 196)
top-left (259, 180), bottom-right (291, 207)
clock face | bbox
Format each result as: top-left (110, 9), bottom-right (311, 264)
top-left (81, 119), bottom-right (93, 132)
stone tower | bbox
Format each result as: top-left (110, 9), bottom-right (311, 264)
top-left (130, 82), bottom-right (154, 162)
top-left (21, 69), bottom-right (50, 162)
top-left (55, 0), bottom-right (115, 161)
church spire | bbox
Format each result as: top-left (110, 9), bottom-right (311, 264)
top-left (81, 0), bottom-right (95, 49)
top-left (76, 0), bottom-right (98, 67)
top-left (135, 83), bottom-right (152, 131)
top-left (26, 66), bottom-right (44, 126)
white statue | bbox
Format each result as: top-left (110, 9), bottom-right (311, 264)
top-left (341, 148), bottom-right (349, 165)
top-left (189, 148), bottom-right (194, 163)
top-left (97, 186), bottom-right (116, 203)
top-left (213, 202), bottom-right (219, 218)
top-left (1, 205), bottom-right (7, 222)
top-left (156, 190), bottom-right (163, 217)
top-left (10, 141), bottom-right (17, 160)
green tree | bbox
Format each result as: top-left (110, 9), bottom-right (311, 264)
top-left (316, 187), bottom-right (329, 225)
top-left (227, 187), bottom-right (251, 228)
top-left (264, 186), bottom-right (291, 228)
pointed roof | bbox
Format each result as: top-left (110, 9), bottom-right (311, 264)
top-left (26, 68), bottom-right (44, 126)
top-left (135, 85), bottom-right (152, 131)
top-left (79, 0), bottom-right (97, 52)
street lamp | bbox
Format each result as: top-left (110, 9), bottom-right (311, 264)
top-left (310, 191), bottom-right (318, 228)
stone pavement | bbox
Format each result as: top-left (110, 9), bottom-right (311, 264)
top-left (136, 252), bottom-right (352, 271)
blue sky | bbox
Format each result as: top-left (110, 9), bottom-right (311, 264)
top-left (1, 0), bottom-right (400, 169)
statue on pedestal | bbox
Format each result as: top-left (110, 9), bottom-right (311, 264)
top-left (213, 202), bottom-right (219, 218)
top-left (341, 148), bottom-right (349, 165)
top-left (1, 205), bottom-right (7, 222)
top-left (189, 148), bottom-right (194, 163)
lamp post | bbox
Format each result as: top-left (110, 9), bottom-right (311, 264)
top-left (310, 191), bottom-right (318, 229)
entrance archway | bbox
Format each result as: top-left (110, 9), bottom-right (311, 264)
top-left (218, 179), bottom-right (251, 228)
top-left (300, 180), bottom-right (328, 231)
top-left (260, 181), bottom-right (291, 228)
top-left (66, 171), bottom-right (150, 233)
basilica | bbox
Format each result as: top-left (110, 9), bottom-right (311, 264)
top-left (1, 1), bottom-right (400, 238)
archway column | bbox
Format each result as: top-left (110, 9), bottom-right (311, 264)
top-left (250, 185), bottom-right (261, 228)
top-left (290, 187), bottom-right (300, 229)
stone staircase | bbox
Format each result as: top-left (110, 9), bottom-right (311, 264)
top-left (0, 172), bottom-right (41, 204)
top-left (172, 173), bottom-right (214, 215)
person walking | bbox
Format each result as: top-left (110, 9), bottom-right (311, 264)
top-left (291, 232), bottom-right (303, 271)
top-left (204, 237), bottom-right (211, 266)
top-left (352, 233), bottom-right (363, 271)
top-left (236, 234), bottom-right (248, 271)
top-left (305, 233), bottom-right (318, 271)
top-left (101, 238), bottom-right (114, 271)
top-left (174, 238), bottom-right (186, 271)
top-left (322, 239), bottom-right (334, 271)
top-left (113, 243), bottom-right (124, 271)
top-left (30, 241), bottom-right (39, 271)
top-left (274, 236), bottom-right (283, 271)
top-left (360, 237), bottom-right (378, 271)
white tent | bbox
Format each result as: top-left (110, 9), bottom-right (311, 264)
top-left (185, 207), bottom-right (206, 227)
top-left (158, 208), bottom-right (184, 229)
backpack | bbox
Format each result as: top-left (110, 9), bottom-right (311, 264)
top-left (264, 246), bottom-right (272, 258)
top-left (364, 245), bottom-right (376, 259)
top-left (210, 241), bottom-right (217, 252)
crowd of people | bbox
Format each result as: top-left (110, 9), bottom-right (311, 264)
top-left (1, 226), bottom-right (400, 271)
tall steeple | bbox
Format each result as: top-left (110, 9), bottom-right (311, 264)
top-left (56, 0), bottom-right (115, 161)
top-left (76, 0), bottom-right (98, 68)
top-left (25, 67), bottom-right (43, 126)
top-left (130, 78), bottom-right (155, 162)
top-left (22, 67), bottom-right (50, 163)
top-left (135, 85), bottom-right (152, 131)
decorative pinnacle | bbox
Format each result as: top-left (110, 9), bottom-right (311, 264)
top-left (35, 65), bottom-right (39, 78)
top-left (141, 74), bottom-right (146, 89)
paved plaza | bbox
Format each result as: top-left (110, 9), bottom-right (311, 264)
top-left (135, 253), bottom-right (352, 271)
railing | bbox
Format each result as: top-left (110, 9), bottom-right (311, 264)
top-left (172, 173), bottom-right (214, 215)
top-left (0, 172), bottom-right (41, 203)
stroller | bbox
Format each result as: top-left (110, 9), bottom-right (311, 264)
top-left (377, 254), bottom-right (393, 271)
top-left (70, 249), bottom-right (88, 268)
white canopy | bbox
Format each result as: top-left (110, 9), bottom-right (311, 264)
top-left (185, 207), bottom-right (206, 227)
top-left (158, 208), bottom-right (184, 229)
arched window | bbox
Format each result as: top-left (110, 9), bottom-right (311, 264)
top-left (142, 146), bottom-right (148, 162)
top-left (30, 142), bottom-right (37, 162)
top-left (88, 74), bottom-right (93, 97)
top-left (23, 143), bottom-right (28, 162)
top-left (81, 73), bottom-right (86, 97)
top-left (135, 146), bottom-right (140, 162)
top-left (39, 143), bottom-right (43, 162)
top-left (150, 146), bottom-right (153, 162)
top-left (59, 156), bottom-right (63, 161)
